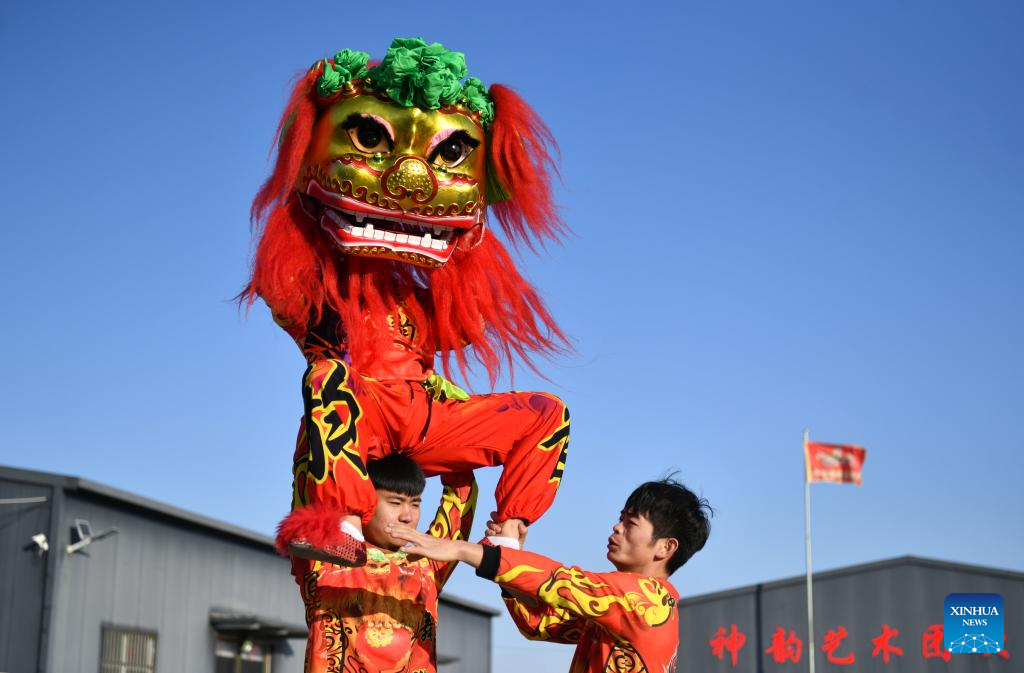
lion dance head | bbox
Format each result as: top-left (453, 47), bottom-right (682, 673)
top-left (243, 38), bottom-right (567, 383)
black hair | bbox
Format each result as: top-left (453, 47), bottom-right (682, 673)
top-left (623, 475), bottom-right (713, 575)
top-left (368, 454), bottom-right (426, 497)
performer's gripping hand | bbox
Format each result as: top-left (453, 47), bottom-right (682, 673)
top-left (387, 523), bottom-right (484, 567)
top-left (485, 513), bottom-right (537, 606)
top-left (486, 511), bottom-right (528, 548)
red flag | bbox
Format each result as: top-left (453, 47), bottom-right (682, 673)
top-left (805, 440), bottom-right (866, 485)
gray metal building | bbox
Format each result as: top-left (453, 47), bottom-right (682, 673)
top-left (0, 465), bottom-right (495, 673)
top-left (679, 556), bottom-right (1021, 672)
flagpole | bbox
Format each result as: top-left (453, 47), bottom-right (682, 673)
top-left (804, 428), bottom-right (816, 673)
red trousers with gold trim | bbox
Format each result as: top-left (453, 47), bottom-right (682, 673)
top-left (280, 358), bottom-right (570, 547)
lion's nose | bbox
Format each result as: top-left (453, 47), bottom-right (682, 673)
top-left (381, 156), bottom-right (437, 204)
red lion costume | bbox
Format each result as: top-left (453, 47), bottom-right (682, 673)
top-left (243, 38), bottom-right (571, 566)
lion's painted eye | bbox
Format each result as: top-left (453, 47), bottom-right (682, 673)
top-left (342, 114), bottom-right (393, 154)
top-left (428, 130), bottom-right (479, 169)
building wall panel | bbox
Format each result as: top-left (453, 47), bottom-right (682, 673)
top-left (48, 493), bottom-right (306, 673)
top-left (0, 478), bottom-right (51, 673)
top-left (438, 602), bottom-right (493, 673)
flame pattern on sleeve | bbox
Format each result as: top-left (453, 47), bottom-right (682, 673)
top-left (493, 548), bottom-right (680, 673)
top-left (427, 472), bottom-right (478, 589)
top-left (504, 595), bottom-right (584, 644)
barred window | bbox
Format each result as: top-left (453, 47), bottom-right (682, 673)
top-left (99, 625), bottom-right (157, 673)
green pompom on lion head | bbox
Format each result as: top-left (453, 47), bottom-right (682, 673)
top-left (367, 37), bottom-right (466, 109)
top-left (314, 49), bottom-right (370, 98)
top-left (312, 38), bottom-right (496, 126)
top-left (362, 38), bottom-right (496, 126)
top-left (459, 77), bottom-right (495, 127)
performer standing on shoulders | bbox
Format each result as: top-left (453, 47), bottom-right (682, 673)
top-left (245, 37), bottom-right (572, 569)
top-left (387, 477), bottom-right (712, 673)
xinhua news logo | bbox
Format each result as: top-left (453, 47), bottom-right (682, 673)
top-left (944, 593), bottom-right (1004, 654)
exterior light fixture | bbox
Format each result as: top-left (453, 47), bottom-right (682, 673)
top-left (66, 518), bottom-right (119, 555)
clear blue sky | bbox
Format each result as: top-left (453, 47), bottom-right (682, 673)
top-left (2, 1), bottom-right (1022, 670)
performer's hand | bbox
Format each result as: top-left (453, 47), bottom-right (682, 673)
top-left (486, 512), bottom-right (528, 547)
top-left (486, 511), bottom-right (500, 536)
top-left (342, 514), bottom-right (363, 536)
top-left (387, 523), bottom-right (483, 567)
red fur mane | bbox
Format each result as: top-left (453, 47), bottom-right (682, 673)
top-left (242, 67), bottom-right (568, 385)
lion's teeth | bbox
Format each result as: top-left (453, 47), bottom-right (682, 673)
top-left (327, 207), bottom-right (467, 254)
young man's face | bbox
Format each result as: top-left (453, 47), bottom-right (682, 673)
top-left (365, 489), bottom-right (423, 552)
top-left (606, 510), bottom-right (662, 573)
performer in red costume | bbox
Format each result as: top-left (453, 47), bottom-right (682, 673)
top-left (387, 478), bottom-right (713, 673)
top-left (297, 455), bottom-right (476, 673)
top-left (243, 38), bottom-right (571, 566)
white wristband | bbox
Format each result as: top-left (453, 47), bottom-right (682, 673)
top-left (487, 535), bottom-right (521, 550)
top-left (341, 520), bottom-right (365, 542)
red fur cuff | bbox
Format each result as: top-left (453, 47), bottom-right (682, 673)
top-left (275, 503), bottom-right (345, 555)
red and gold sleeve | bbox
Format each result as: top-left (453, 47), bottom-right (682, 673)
top-left (427, 471), bottom-right (478, 589)
top-left (479, 547), bottom-right (676, 641)
top-left (503, 594), bottom-right (582, 643)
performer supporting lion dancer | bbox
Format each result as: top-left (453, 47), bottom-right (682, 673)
top-left (243, 37), bottom-right (572, 567)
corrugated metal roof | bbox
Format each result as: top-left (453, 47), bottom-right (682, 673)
top-left (0, 464), bottom-right (275, 547)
